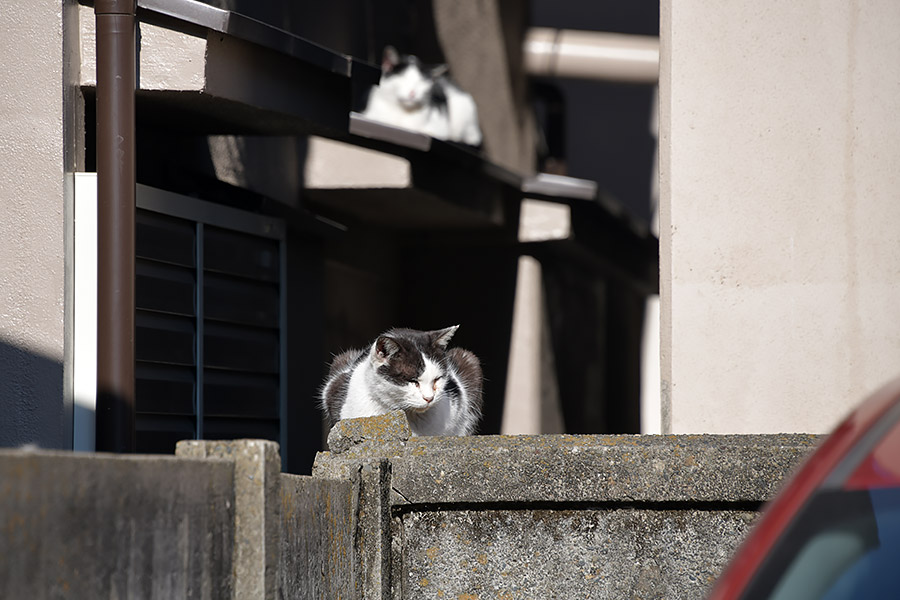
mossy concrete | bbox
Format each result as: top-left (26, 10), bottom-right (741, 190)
top-left (313, 411), bottom-right (822, 599)
top-left (0, 415), bottom-right (823, 599)
top-left (325, 409), bottom-right (411, 455)
top-left (280, 474), bottom-right (356, 599)
top-left (315, 411), bottom-right (820, 505)
top-left (402, 508), bottom-right (756, 599)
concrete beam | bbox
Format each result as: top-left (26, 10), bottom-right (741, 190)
top-left (79, 3), bottom-right (350, 136)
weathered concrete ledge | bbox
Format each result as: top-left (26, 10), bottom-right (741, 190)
top-left (0, 418), bottom-right (823, 600)
top-left (311, 411), bottom-right (822, 600)
top-left (314, 410), bottom-right (820, 505)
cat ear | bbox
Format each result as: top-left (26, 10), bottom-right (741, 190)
top-left (382, 46), bottom-right (400, 73)
top-left (431, 325), bottom-right (459, 349)
top-left (375, 336), bottom-right (400, 360)
top-left (431, 64), bottom-right (449, 78)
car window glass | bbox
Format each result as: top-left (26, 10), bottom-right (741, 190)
top-left (820, 488), bottom-right (900, 599)
top-left (746, 488), bottom-right (900, 600)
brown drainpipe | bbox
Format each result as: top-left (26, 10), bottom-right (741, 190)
top-left (94, 0), bottom-right (137, 452)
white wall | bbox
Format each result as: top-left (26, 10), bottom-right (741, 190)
top-left (660, 0), bottom-right (900, 433)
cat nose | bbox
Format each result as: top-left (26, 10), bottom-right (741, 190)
top-left (423, 395), bottom-right (433, 403)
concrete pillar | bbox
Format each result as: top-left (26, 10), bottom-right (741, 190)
top-left (501, 255), bottom-right (565, 435)
top-left (641, 87), bottom-right (661, 434)
top-left (660, 1), bottom-right (900, 433)
top-left (177, 439), bottom-right (282, 599)
top-left (431, 0), bottom-right (536, 174)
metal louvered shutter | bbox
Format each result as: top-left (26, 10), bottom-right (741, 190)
top-left (134, 186), bottom-right (286, 459)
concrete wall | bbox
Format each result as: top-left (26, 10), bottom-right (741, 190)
top-left (659, 1), bottom-right (900, 433)
top-left (1, 427), bottom-right (819, 599)
top-left (0, 440), bottom-right (356, 600)
top-left (281, 475), bottom-right (356, 599)
top-left (314, 412), bottom-right (819, 599)
top-left (402, 508), bottom-right (753, 598)
top-left (0, 449), bottom-right (235, 598)
top-left (0, 0), bottom-right (81, 448)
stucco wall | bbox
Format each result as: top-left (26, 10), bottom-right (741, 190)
top-left (660, 1), bottom-right (900, 433)
top-left (0, 0), bottom-right (75, 447)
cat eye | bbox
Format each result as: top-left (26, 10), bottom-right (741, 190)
top-left (409, 380), bottom-right (419, 387)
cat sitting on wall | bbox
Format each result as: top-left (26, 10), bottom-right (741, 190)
top-left (361, 47), bottom-right (483, 147)
top-left (320, 326), bottom-right (483, 436)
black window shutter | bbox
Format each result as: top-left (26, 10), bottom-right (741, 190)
top-left (134, 196), bottom-right (286, 461)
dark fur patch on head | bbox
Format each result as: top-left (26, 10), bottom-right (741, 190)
top-left (375, 327), bottom-right (461, 386)
top-left (384, 328), bottom-right (447, 358)
top-left (383, 53), bottom-right (421, 78)
top-left (376, 334), bottom-right (426, 386)
top-left (384, 60), bottom-right (411, 77)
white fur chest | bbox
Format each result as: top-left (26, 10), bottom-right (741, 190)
top-left (363, 86), bottom-right (449, 139)
top-left (340, 361), bottom-right (387, 421)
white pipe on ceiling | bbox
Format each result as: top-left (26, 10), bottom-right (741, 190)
top-left (524, 27), bottom-right (659, 84)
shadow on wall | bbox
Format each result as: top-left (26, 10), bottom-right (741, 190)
top-left (0, 336), bottom-right (66, 449)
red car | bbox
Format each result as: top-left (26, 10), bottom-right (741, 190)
top-left (709, 377), bottom-right (900, 599)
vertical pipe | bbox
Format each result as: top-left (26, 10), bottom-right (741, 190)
top-left (94, 0), bottom-right (136, 452)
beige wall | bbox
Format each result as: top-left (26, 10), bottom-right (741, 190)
top-left (0, 1), bottom-right (80, 447)
top-left (660, 1), bottom-right (900, 433)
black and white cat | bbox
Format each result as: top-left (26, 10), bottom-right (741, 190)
top-left (320, 325), bottom-right (483, 436)
top-left (362, 46), bottom-right (483, 146)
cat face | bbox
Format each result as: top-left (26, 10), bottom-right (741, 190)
top-left (395, 355), bottom-right (446, 413)
top-left (372, 326), bottom-right (458, 412)
top-left (380, 46), bottom-right (442, 111)
top-left (380, 62), bottom-right (434, 110)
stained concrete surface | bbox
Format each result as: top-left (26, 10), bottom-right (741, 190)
top-left (401, 508), bottom-right (756, 599)
top-left (314, 412), bottom-right (821, 599)
top-left (0, 449), bottom-right (235, 599)
top-left (281, 474), bottom-right (357, 599)
top-left (316, 412), bottom-right (820, 504)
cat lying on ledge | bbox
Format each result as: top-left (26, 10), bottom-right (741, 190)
top-left (361, 46), bottom-right (483, 147)
top-left (320, 325), bottom-right (483, 436)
